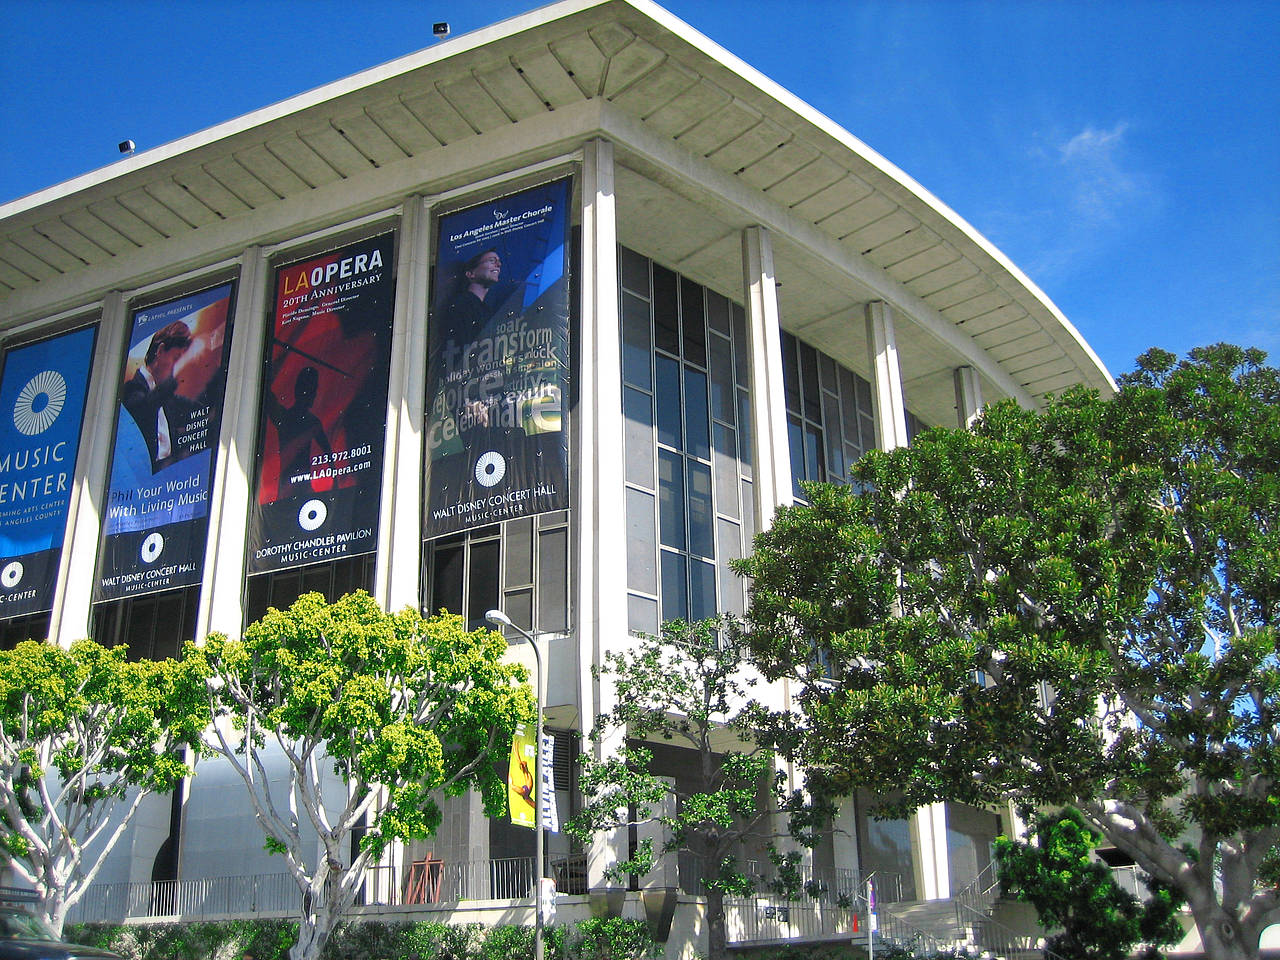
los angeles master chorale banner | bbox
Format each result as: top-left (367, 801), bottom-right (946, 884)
top-left (424, 178), bottom-right (571, 539)
top-left (249, 234), bottom-right (395, 574)
top-left (0, 325), bottom-right (97, 619)
top-left (95, 284), bottom-right (235, 602)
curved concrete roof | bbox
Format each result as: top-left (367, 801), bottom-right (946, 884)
top-left (0, 0), bottom-right (1113, 404)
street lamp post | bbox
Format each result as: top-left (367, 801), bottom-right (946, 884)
top-left (485, 608), bottom-right (545, 960)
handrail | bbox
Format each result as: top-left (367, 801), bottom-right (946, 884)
top-left (951, 858), bottom-right (1002, 919)
top-left (850, 887), bottom-right (951, 955)
top-left (954, 899), bottom-right (1071, 960)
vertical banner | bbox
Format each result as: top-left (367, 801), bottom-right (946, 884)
top-left (249, 234), bottom-right (395, 573)
top-left (508, 720), bottom-right (537, 829)
top-left (95, 284), bottom-right (235, 601)
top-left (0, 326), bottom-right (97, 619)
top-left (424, 178), bottom-right (571, 539)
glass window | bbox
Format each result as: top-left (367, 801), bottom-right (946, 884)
top-left (712, 424), bottom-right (739, 521)
top-left (424, 517), bottom-right (569, 637)
top-left (0, 613), bottom-right (50, 651)
top-left (707, 290), bottom-right (731, 336)
top-left (708, 333), bottom-right (735, 424)
top-left (466, 538), bottom-right (500, 630)
top-left (687, 461), bottom-right (714, 560)
top-left (689, 559), bottom-right (717, 622)
top-left (716, 518), bottom-right (744, 617)
top-left (93, 587), bottom-right (199, 661)
top-left (505, 518), bottom-right (534, 585)
top-left (628, 593), bottom-right (659, 636)
top-left (624, 386), bottom-right (655, 488)
top-left (652, 265), bottom-right (680, 355)
top-left (680, 277), bottom-right (706, 367)
top-left (660, 551), bottom-right (688, 623)
top-left (429, 539), bottom-right (465, 615)
top-left (655, 355), bottom-right (683, 450)
top-left (626, 488), bottom-right (658, 595)
top-left (246, 555), bottom-right (376, 627)
top-left (683, 369), bottom-right (710, 461)
top-left (658, 450), bottom-right (686, 551)
top-left (618, 248), bottom-right (756, 629)
top-left (620, 246), bottom-right (650, 296)
top-left (537, 525), bottom-right (569, 633)
top-left (622, 291), bottom-right (653, 391)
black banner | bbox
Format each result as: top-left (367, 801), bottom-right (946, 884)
top-left (423, 179), bottom-right (571, 538)
top-left (248, 234), bottom-right (395, 573)
top-left (0, 326), bottom-right (97, 619)
top-left (95, 283), bottom-right (235, 601)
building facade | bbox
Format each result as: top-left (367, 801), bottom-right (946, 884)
top-left (0, 0), bottom-right (1114, 949)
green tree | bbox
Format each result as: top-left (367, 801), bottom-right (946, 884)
top-left (567, 618), bottom-right (816, 960)
top-left (0, 638), bottom-right (196, 935)
top-left (735, 345), bottom-right (1280, 960)
top-left (183, 591), bottom-right (532, 960)
top-left (995, 808), bottom-right (1185, 960)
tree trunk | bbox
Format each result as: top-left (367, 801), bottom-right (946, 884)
top-left (1188, 897), bottom-right (1259, 960)
top-left (289, 906), bottom-right (336, 960)
top-left (43, 891), bottom-right (66, 939)
top-left (706, 886), bottom-right (727, 960)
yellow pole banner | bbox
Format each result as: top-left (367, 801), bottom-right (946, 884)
top-left (508, 721), bottom-right (537, 829)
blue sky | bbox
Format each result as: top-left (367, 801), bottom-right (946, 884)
top-left (2, 0), bottom-right (1276, 379)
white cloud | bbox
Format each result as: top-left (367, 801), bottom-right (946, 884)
top-left (1056, 121), bottom-right (1144, 222)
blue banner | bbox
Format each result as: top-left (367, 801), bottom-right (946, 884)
top-left (423, 178), bottom-right (571, 538)
top-left (95, 283), bottom-right (235, 601)
top-left (0, 325), bottom-right (97, 619)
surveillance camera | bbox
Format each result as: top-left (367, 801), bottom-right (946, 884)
top-left (433, 22), bottom-right (450, 38)
top-left (118, 140), bottom-right (136, 154)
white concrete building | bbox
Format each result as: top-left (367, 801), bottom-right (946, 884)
top-left (0, 0), bottom-right (1114, 952)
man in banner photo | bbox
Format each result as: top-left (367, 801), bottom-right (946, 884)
top-left (249, 234), bottom-right (395, 574)
top-left (96, 284), bottom-right (235, 602)
top-left (0, 326), bottom-right (96, 619)
top-left (424, 179), bottom-right (571, 539)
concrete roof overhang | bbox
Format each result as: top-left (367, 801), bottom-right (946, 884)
top-left (0, 0), bottom-right (1114, 422)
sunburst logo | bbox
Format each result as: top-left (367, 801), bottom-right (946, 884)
top-left (13, 370), bottom-right (67, 436)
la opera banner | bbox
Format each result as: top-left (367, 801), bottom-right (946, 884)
top-left (0, 326), bottom-right (97, 619)
top-left (95, 284), bottom-right (235, 602)
top-left (249, 234), bottom-right (395, 573)
top-left (424, 178), bottom-right (570, 539)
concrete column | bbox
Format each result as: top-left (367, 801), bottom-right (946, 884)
top-left (910, 802), bottom-right (951, 901)
top-left (741, 225), bottom-right (792, 529)
top-left (832, 795), bottom-right (860, 892)
top-left (953, 365), bottom-right (984, 429)
top-left (50, 293), bottom-right (128, 647)
top-left (865, 301), bottom-right (910, 452)
top-left (577, 139), bottom-right (628, 890)
top-left (198, 246), bottom-right (270, 639)
top-left (374, 200), bottom-right (429, 613)
top-left (868, 302), bottom-right (949, 897)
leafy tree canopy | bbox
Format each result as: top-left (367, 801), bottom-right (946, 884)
top-left (995, 808), bottom-right (1185, 960)
top-left (736, 345), bottom-right (1280, 960)
top-left (0, 638), bottom-right (197, 934)
top-left (183, 591), bottom-right (533, 960)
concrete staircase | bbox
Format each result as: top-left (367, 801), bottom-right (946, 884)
top-left (881, 898), bottom-right (970, 946)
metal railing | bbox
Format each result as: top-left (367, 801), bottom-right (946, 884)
top-left (363, 857), bottom-right (537, 903)
top-left (726, 898), bottom-right (856, 944)
top-left (955, 900), bottom-right (1070, 960)
top-left (868, 904), bottom-right (952, 956)
top-left (952, 858), bottom-right (1002, 930)
top-left (863, 869), bottom-right (908, 906)
top-left (675, 854), bottom-right (861, 903)
top-left (67, 872), bottom-right (300, 924)
top-left (64, 856), bottom-right (542, 925)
